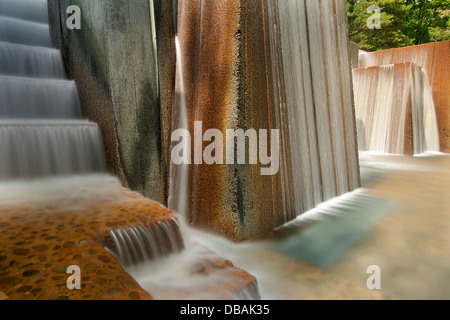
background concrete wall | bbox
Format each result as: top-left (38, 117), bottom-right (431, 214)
top-left (48, 0), bottom-right (169, 204)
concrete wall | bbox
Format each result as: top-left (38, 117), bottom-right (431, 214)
top-left (48, 0), bottom-right (170, 204)
top-left (172, 0), bottom-right (280, 240)
top-left (174, 0), bottom-right (360, 241)
top-left (349, 41), bottom-right (360, 69)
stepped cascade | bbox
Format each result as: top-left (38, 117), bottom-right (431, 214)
top-left (0, 0), bottom-right (105, 179)
top-left (0, 0), bottom-right (184, 282)
top-left (104, 218), bottom-right (185, 268)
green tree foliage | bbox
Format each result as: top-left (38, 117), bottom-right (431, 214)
top-left (347, 0), bottom-right (450, 51)
top-left (405, 0), bottom-right (450, 45)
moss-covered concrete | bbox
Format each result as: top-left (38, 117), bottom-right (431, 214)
top-left (48, 0), bottom-right (167, 204)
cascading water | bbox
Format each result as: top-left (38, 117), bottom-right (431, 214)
top-left (353, 62), bottom-right (440, 155)
top-left (167, 35), bottom-right (190, 219)
top-left (263, 0), bottom-right (360, 215)
top-left (0, 76), bottom-right (81, 118)
top-left (411, 65), bottom-right (440, 154)
top-left (0, 121), bottom-right (106, 179)
top-left (0, 16), bottom-right (52, 48)
top-left (0, 42), bottom-right (66, 78)
top-left (0, 0), bottom-right (49, 23)
top-left (104, 218), bottom-right (184, 269)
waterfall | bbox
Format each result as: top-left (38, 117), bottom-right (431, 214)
top-left (104, 218), bottom-right (184, 269)
top-left (264, 0), bottom-right (360, 215)
top-left (169, 0), bottom-right (360, 239)
top-left (412, 66), bottom-right (440, 153)
top-left (0, 122), bottom-right (106, 180)
top-left (0, 0), bottom-right (49, 24)
top-left (167, 35), bottom-right (190, 219)
top-left (0, 76), bottom-right (81, 118)
top-left (0, 16), bottom-right (52, 48)
top-left (353, 62), bottom-right (440, 155)
top-left (0, 42), bottom-right (66, 78)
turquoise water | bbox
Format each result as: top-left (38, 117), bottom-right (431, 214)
top-left (272, 189), bottom-right (395, 269)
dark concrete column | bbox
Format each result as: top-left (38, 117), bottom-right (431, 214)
top-left (48, 0), bottom-right (167, 204)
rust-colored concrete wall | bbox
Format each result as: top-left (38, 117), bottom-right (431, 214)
top-left (174, 0), bottom-right (277, 240)
top-left (359, 41), bottom-right (450, 153)
top-left (47, 0), bottom-right (360, 242)
top-left (174, 0), bottom-right (360, 241)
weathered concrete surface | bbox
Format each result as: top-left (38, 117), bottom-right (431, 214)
top-left (349, 41), bottom-right (360, 69)
top-left (0, 175), bottom-right (166, 300)
top-left (48, 0), bottom-right (166, 203)
top-left (359, 41), bottom-right (450, 153)
top-left (154, 0), bottom-right (176, 201)
top-left (174, 0), bottom-right (277, 241)
top-left (174, 0), bottom-right (360, 240)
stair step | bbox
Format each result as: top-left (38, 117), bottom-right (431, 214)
top-left (0, 76), bottom-right (81, 119)
top-left (0, 16), bottom-right (52, 47)
top-left (0, 41), bottom-right (65, 78)
top-left (0, 122), bottom-right (106, 180)
top-left (0, 0), bottom-right (49, 24)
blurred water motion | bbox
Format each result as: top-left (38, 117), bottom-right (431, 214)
top-left (185, 153), bottom-right (450, 300)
